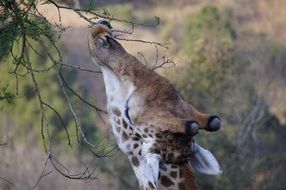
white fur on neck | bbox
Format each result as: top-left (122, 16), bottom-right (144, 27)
top-left (101, 66), bottom-right (136, 153)
top-left (101, 66), bottom-right (135, 108)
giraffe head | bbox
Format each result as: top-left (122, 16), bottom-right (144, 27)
top-left (89, 20), bottom-right (222, 135)
top-left (88, 20), bottom-right (126, 69)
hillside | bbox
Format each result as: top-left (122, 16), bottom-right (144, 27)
top-left (1, 0), bottom-right (285, 189)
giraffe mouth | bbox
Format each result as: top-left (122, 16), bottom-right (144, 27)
top-left (91, 20), bottom-right (112, 38)
top-left (88, 23), bottom-right (114, 66)
top-left (90, 24), bottom-right (112, 46)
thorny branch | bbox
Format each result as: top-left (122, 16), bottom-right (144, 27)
top-left (138, 45), bottom-right (176, 70)
top-left (50, 155), bottom-right (97, 180)
top-left (43, 102), bottom-right (72, 147)
top-left (39, 40), bottom-right (116, 157)
top-left (44, 0), bottom-right (167, 48)
top-left (115, 37), bottom-right (169, 49)
top-left (60, 63), bottom-right (102, 74)
top-left (152, 56), bottom-right (176, 70)
top-left (45, 0), bottom-right (160, 27)
top-left (0, 0), bottom-right (173, 186)
top-left (32, 155), bottom-right (52, 189)
top-left (58, 68), bottom-right (107, 114)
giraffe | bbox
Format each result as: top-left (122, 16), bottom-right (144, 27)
top-left (89, 21), bottom-right (222, 190)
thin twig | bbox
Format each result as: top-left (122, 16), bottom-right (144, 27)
top-left (0, 176), bottom-right (14, 187)
top-left (137, 52), bottom-right (148, 66)
top-left (59, 69), bottom-right (107, 116)
top-left (57, 67), bottom-right (98, 150)
top-left (115, 37), bottom-right (169, 49)
top-left (61, 63), bottom-right (102, 74)
top-left (0, 142), bottom-right (8, 146)
top-left (152, 56), bottom-right (176, 70)
top-left (38, 38), bottom-right (106, 115)
top-left (49, 155), bottom-right (96, 180)
top-left (26, 63), bottom-right (50, 153)
top-left (43, 102), bottom-right (72, 147)
top-left (33, 154), bottom-right (52, 189)
top-left (112, 25), bottom-right (135, 37)
top-left (46, 0), bottom-right (160, 27)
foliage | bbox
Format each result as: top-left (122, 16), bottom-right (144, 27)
top-left (0, 29), bottom-right (95, 149)
top-left (169, 5), bottom-right (237, 114)
top-left (165, 4), bottom-right (286, 190)
top-left (0, 0), bottom-right (107, 185)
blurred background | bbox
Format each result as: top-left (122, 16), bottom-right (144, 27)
top-left (1, 0), bottom-right (286, 189)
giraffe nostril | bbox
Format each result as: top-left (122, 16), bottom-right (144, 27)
top-left (185, 121), bottom-right (199, 136)
top-left (206, 116), bottom-right (221, 132)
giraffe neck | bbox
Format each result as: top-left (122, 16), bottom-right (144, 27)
top-left (101, 66), bottom-right (139, 153)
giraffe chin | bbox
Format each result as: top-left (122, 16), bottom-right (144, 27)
top-left (189, 142), bottom-right (223, 175)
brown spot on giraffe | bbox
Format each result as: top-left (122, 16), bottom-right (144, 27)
top-left (160, 175), bottom-right (174, 187)
top-left (122, 120), bottom-right (128, 129)
top-left (170, 171), bottom-right (177, 178)
top-left (167, 152), bottom-right (175, 160)
top-left (131, 156), bottom-right (140, 167)
top-left (135, 133), bottom-right (141, 138)
top-left (112, 107), bottom-right (121, 116)
top-left (113, 117), bottom-right (120, 125)
top-left (122, 131), bottom-right (129, 141)
top-left (132, 137), bottom-right (140, 141)
top-left (155, 133), bottom-right (162, 139)
top-left (116, 126), bottom-right (121, 133)
top-left (133, 143), bottom-right (139, 149)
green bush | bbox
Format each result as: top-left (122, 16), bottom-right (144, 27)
top-left (164, 5), bottom-right (285, 190)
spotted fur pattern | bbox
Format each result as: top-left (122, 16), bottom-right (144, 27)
top-left (101, 56), bottom-right (198, 189)
top-left (108, 104), bottom-right (197, 190)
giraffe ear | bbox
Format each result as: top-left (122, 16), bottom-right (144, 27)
top-left (188, 142), bottom-right (222, 175)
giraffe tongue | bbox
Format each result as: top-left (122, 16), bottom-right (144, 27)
top-left (188, 142), bottom-right (222, 175)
